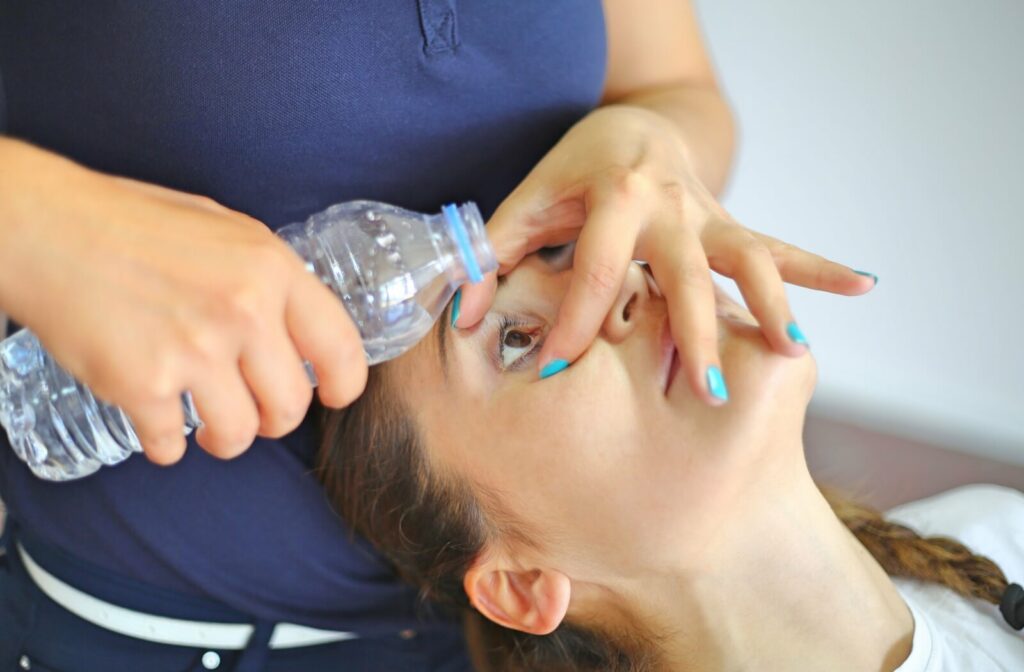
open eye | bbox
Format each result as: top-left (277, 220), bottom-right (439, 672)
top-left (497, 317), bottom-right (544, 371)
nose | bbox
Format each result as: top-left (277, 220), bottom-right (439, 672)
top-left (600, 262), bottom-right (650, 343)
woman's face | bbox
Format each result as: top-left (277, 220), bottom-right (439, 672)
top-left (393, 246), bottom-right (818, 580)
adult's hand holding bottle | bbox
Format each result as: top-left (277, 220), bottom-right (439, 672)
top-left (0, 137), bottom-right (367, 465)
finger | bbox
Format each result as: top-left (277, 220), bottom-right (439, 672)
top-left (126, 396), bottom-right (189, 466)
top-left (239, 322), bottom-right (314, 439)
top-left (534, 189), bottom-right (642, 376)
top-left (457, 197), bottom-right (584, 331)
top-left (286, 268), bottom-right (368, 409)
top-left (747, 229), bottom-right (878, 295)
top-left (453, 271), bottom-right (497, 330)
top-left (704, 226), bottom-right (808, 357)
top-left (638, 220), bottom-right (727, 406)
top-left (189, 364), bottom-right (262, 460)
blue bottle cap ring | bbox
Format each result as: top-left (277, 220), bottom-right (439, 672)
top-left (442, 203), bottom-right (484, 284)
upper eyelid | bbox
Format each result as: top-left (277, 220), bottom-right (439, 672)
top-left (536, 242), bottom-right (575, 265)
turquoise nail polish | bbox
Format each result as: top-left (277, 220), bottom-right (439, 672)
top-left (450, 290), bottom-right (461, 329)
top-left (786, 321), bottom-right (809, 346)
top-left (540, 359), bottom-right (570, 380)
top-left (853, 270), bottom-right (879, 285)
top-left (706, 365), bottom-right (729, 402)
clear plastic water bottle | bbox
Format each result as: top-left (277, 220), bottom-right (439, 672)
top-left (0, 200), bottom-right (495, 481)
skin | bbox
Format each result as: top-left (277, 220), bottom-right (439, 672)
top-left (394, 252), bottom-right (914, 671)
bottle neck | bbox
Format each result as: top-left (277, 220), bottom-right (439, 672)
top-left (438, 202), bottom-right (496, 286)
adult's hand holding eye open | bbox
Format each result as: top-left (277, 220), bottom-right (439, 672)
top-left (455, 106), bottom-right (877, 406)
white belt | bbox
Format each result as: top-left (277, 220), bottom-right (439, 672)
top-left (17, 542), bottom-right (359, 650)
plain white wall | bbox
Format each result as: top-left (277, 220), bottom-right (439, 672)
top-left (695, 0), bottom-right (1024, 464)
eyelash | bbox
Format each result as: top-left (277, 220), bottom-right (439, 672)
top-left (495, 315), bottom-right (545, 372)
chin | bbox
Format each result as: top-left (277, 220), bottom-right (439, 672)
top-left (708, 314), bottom-right (818, 429)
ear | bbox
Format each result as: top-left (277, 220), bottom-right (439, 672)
top-left (464, 553), bottom-right (571, 635)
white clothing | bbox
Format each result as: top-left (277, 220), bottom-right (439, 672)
top-left (885, 484), bottom-right (1024, 671)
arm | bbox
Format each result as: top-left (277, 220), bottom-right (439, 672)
top-left (0, 136), bottom-right (47, 321)
top-left (601, 0), bottom-right (737, 198)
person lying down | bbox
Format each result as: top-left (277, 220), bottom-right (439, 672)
top-left (314, 248), bottom-right (1024, 671)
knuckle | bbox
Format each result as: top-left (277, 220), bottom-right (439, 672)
top-left (773, 245), bottom-right (802, 277)
top-left (607, 167), bottom-right (654, 201)
top-left (737, 235), bottom-right (772, 263)
top-left (177, 322), bottom-right (224, 369)
top-left (115, 356), bottom-right (182, 404)
top-left (660, 181), bottom-right (686, 212)
top-left (697, 332), bottom-right (719, 353)
top-left (771, 240), bottom-right (801, 261)
top-left (676, 264), bottom-right (712, 290)
top-left (582, 260), bottom-right (620, 297)
top-left (266, 398), bottom-right (309, 436)
top-left (224, 284), bottom-right (268, 332)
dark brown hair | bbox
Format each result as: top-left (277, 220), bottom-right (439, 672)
top-left (315, 365), bottom-right (1012, 671)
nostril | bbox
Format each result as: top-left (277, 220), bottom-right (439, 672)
top-left (622, 293), bottom-right (638, 321)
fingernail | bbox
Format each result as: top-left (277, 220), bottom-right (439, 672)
top-left (853, 269), bottom-right (878, 285)
top-left (540, 359), bottom-right (570, 380)
top-left (706, 365), bottom-right (729, 402)
top-left (451, 290), bottom-right (462, 329)
top-left (786, 321), bottom-right (809, 347)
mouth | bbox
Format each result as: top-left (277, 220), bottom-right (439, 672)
top-left (661, 319), bottom-right (681, 396)
top-left (643, 264), bottom-right (752, 396)
top-left (659, 290), bottom-right (744, 396)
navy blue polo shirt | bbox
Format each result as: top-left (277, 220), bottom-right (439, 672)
top-left (0, 0), bottom-right (606, 635)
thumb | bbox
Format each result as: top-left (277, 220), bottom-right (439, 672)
top-left (455, 168), bottom-right (585, 329)
top-left (452, 272), bottom-right (498, 330)
top-left (451, 190), bottom-right (537, 330)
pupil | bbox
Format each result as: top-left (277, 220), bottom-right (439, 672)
top-left (504, 331), bottom-right (531, 348)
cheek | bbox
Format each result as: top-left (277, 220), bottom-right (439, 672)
top-left (469, 364), bottom-right (652, 555)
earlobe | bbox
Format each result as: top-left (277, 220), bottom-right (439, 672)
top-left (464, 558), bottom-right (571, 635)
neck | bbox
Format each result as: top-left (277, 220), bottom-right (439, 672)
top-left (606, 458), bottom-right (914, 671)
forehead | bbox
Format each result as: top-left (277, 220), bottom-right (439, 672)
top-left (390, 299), bottom-right (466, 430)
